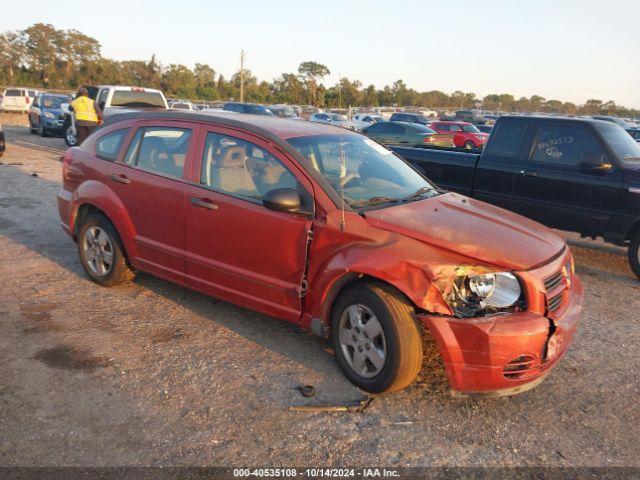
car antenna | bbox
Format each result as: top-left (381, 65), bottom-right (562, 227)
top-left (340, 133), bottom-right (346, 231)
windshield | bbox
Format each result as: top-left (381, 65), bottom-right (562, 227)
top-left (595, 122), bottom-right (640, 168)
top-left (331, 114), bottom-right (347, 121)
top-left (111, 90), bottom-right (166, 108)
top-left (462, 124), bottom-right (481, 133)
top-left (287, 134), bottom-right (437, 208)
top-left (43, 96), bottom-right (68, 109)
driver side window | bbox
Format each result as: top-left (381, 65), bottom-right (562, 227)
top-left (200, 132), bottom-right (306, 204)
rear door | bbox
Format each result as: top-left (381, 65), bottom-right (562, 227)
top-left (510, 120), bottom-right (624, 234)
top-left (184, 126), bottom-right (314, 322)
top-left (108, 120), bottom-right (198, 283)
top-left (473, 117), bottom-right (531, 210)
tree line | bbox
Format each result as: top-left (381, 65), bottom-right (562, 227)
top-left (1, 23), bottom-right (638, 117)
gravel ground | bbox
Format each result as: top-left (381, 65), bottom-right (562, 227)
top-left (0, 126), bottom-right (639, 468)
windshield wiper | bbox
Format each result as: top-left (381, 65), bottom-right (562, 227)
top-left (350, 196), bottom-right (400, 208)
top-left (402, 186), bottom-right (436, 201)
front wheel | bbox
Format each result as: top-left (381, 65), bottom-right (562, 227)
top-left (331, 283), bottom-right (423, 393)
top-left (464, 140), bottom-right (475, 149)
top-left (628, 232), bottom-right (640, 279)
top-left (77, 214), bottom-right (135, 286)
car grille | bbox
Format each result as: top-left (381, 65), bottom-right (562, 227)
top-left (544, 270), bottom-right (567, 315)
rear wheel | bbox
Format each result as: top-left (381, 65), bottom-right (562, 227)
top-left (330, 282), bottom-right (423, 393)
top-left (628, 232), bottom-right (640, 279)
top-left (77, 213), bottom-right (135, 286)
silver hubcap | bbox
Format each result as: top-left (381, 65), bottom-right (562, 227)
top-left (338, 304), bottom-right (386, 378)
top-left (82, 226), bottom-right (114, 276)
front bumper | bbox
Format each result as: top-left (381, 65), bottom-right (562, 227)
top-left (419, 269), bottom-right (583, 398)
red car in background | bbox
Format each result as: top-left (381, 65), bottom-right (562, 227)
top-left (430, 121), bottom-right (489, 149)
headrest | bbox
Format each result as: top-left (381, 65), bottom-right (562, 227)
top-left (218, 146), bottom-right (246, 168)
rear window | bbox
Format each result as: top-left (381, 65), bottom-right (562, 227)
top-left (4, 89), bottom-right (22, 97)
top-left (110, 90), bottom-right (165, 108)
top-left (485, 119), bottom-right (529, 158)
top-left (96, 129), bottom-right (130, 161)
top-left (410, 124), bottom-right (436, 134)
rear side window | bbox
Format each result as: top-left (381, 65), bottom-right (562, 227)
top-left (124, 127), bottom-right (192, 178)
top-left (485, 119), bottom-right (529, 158)
top-left (530, 124), bottom-right (605, 167)
top-left (200, 131), bottom-right (303, 203)
top-left (4, 89), bottom-right (21, 96)
top-left (387, 124), bottom-right (405, 134)
top-left (96, 129), bottom-right (130, 161)
top-left (366, 123), bottom-right (387, 133)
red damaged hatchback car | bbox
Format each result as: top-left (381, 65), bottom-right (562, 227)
top-left (58, 111), bottom-right (583, 397)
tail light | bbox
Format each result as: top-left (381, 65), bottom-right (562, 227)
top-left (25, 96), bottom-right (30, 104)
top-left (423, 136), bottom-right (434, 143)
top-left (61, 150), bottom-right (73, 180)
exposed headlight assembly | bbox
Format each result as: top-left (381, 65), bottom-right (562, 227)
top-left (447, 272), bottom-right (525, 318)
top-left (43, 111), bottom-right (56, 119)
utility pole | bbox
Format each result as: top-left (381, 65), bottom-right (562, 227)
top-left (240, 50), bottom-right (246, 103)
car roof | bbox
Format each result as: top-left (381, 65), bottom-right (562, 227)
top-left (104, 110), bottom-right (357, 139)
top-left (433, 121), bottom-right (472, 125)
top-left (499, 115), bottom-right (613, 126)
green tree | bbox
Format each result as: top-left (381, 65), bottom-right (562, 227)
top-left (161, 64), bottom-right (196, 98)
top-left (298, 61), bottom-right (330, 106)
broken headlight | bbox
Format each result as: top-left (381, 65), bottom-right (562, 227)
top-left (447, 272), bottom-right (525, 318)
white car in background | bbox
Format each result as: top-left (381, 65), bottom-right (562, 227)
top-left (309, 112), bottom-right (356, 130)
top-left (353, 113), bottom-right (385, 131)
top-left (169, 100), bottom-right (194, 110)
top-left (1, 87), bottom-right (39, 112)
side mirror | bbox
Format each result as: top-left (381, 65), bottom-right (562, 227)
top-left (263, 188), bottom-right (302, 213)
top-left (579, 152), bottom-right (613, 173)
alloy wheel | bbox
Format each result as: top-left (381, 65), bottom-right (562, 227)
top-left (338, 304), bottom-right (387, 378)
top-left (82, 226), bottom-right (114, 276)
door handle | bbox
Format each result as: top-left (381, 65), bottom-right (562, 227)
top-left (191, 197), bottom-right (219, 210)
top-left (110, 173), bottom-right (131, 184)
top-left (519, 170), bottom-right (538, 178)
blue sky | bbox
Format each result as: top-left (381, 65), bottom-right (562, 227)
top-left (5, 0), bottom-right (639, 107)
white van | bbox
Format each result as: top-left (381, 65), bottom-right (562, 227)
top-left (1, 87), bottom-right (38, 112)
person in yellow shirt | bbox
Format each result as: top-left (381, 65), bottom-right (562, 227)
top-left (69, 87), bottom-right (100, 145)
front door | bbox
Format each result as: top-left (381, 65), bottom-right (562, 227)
top-left (108, 121), bottom-right (197, 283)
top-left (184, 127), bottom-right (314, 322)
top-left (511, 121), bottom-right (624, 234)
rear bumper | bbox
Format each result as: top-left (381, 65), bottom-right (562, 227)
top-left (0, 131), bottom-right (5, 154)
top-left (418, 276), bottom-right (583, 397)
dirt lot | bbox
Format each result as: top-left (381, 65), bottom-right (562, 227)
top-left (0, 124), bottom-right (639, 468)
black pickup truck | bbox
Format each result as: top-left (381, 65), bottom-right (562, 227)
top-left (392, 116), bottom-right (640, 277)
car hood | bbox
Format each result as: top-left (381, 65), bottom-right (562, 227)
top-left (43, 108), bottom-right (63, 115)
top-left (364, 192), bottom-right (565, 271)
